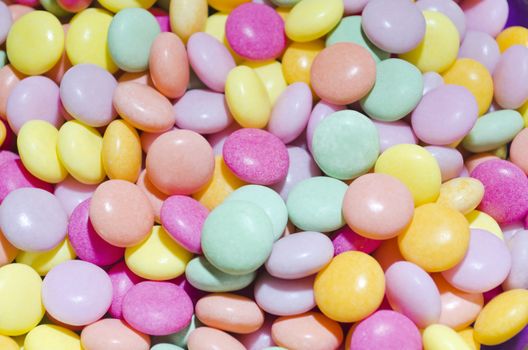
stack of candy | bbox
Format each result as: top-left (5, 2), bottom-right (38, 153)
top-left (2, 0), bottom-right (528, 349)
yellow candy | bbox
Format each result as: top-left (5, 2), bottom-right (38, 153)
top-left (442, 58), bottom-right (493, 116)
top-left (282, 39), bottom-right (325, 88)
top-left (204, 13), bottom-right (242, 64)
top-left (458, 328), bottom-right (480, 350)
top-left (519, 99), bottom-right (528, 128)
top-left (496, 26), bottom-right (528, 52)
top-left (0, 264), bottom-right (45, 336)
top-left (98, 0), bottom-right (156, 13)
top-left (102, 119), bottom-right (142, 183)
top-left (66, 9), bottom-right (118, 73)
top-left (170, 0), bottom-right (207, 43)
top-left (16, 239), bottom-right (76, 276)
top-left (24, 325), bottom-right (82, 350)
top-left (465, 210), bottom-right (504, 240)
top-left (398, 203), bottom-right (470, 272)
top-left (193, 156), bottom-right (246, 210)
top-left (244, 60), bottom-right (287, 106)
top-left (423, 324), bottom-right (472, 350)
top-left (6, 11), bottom-right (64, 76)
top-left (375, 144), bottom-right (441, 206)
top-left (314, 251), bottom-right (385, 323)
top-left (208, 0), bottom-right (250, 13)
top-left (286, 0), bottom-right (344, 42)
top-left (125, 225), bottom-right (193, 280)
top-left (17, 120), bottom-right (68, 184)
top-left (474, 289), bottom-right (528, 345)
top-left (0, 335), bottom-right (19, 350)
top-left (400, 11), bottom-right (459, 73)
top-left (436, 177), bottom-right (484, 215)
top-left (225, 65), bottom-right (271, 128)
top-left (0, 121), bottom-right (7, 148)
top-left (57, 120), bottom-right (105, 185)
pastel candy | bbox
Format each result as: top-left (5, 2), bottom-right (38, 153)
top-left (436, 177), bottom-right (485, 215)
top-left (504, 230), bottom-right (528, 290)
top-left (285, 0), bottom-right (343, 42)
top-left (80, 318), bottom-right (150, 350)
top-left (0, 159), bottom-right (53, 203)
top-left (168, 0), bottom-right (207, 43)
top-left (136, 169), bottom-right (168, 223)
top-left (16, 238), bottom-right (76, 276)
top-left (24, 325), bottom-right (82, 350)
top-left (188, 327), bottom-right (246, 350)
top-left (493, 45), bottom-right (528, 108)
top-left (152, 314), bottom-right (200, 349)
top-left (458, 30), bottom-right (500, 73)
top-left (54, 176), bottom-right (97, 217)
top-left (237, 317), bottom-right (275, 350)
top-left (331, 225), bottom-right (382, 255)
top-left (425, 146), bottom-right (464, 182)
top-left (107, 261), bottom-right (144, 319)
top-left (373, 120), bottom-right (418, 152)
top-left (102, 119), bottom-right (142, 183)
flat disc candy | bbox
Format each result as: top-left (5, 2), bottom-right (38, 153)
top-left (312, 110), bottom-right (379, 180)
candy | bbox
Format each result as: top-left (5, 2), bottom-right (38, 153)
top-left (461, 0), bottom-right (509, 38)
top-left (285, 0), bottom-right (343, 42)
top-left (0, 159), bottom-right (53, 203)
top-left (24, 324), bottom-right (82, 350)
top-left (107, 261), bottom-right (143, 319)
top-left (98, 0), bottom-right (156, 13)
top-left (152, 314), bottom-right (200, 349)
top-left (57, 0), bottom-right (91, 12)
top-left (331, 225), bottom-right (381, 255)
top-left (425, 146), bottom-right (464, 182)
top-left (136, 169), bottom-right (167, 222)
top-left (459, 30), bottom-right (501, 73)
top-left (237, 317), bottom-right (275, 350)
top-left (0, 65), bottom-right (24, 120)
top-left (185, 256), bottom-right (256, 292)
top-left (504, 230), bottom-right (528, 290)
top-left (416, 0), bottom-right (466, 39)
top-left (422, 324), bottom-right (472, 350)
top-left (463, 110), bottom-right (524, 152)
top-left (373, 119), bottom-right (418, 152)
top-left (497, 26), bottom-right (528, 52)
top-left (53, 177), bottom-right (96, 217)
top-left (169, 0), bottom-right (206, 43)
top-left (245, 59), bottom-right (287, 105)
top-left (493, 45), bottom-right (528, 109)
top-left (16, 238), bottom-right (76, 275)
top-left (188, 327), bottom-right (246, 350)
top-left (0, 335), bottom-right (18, 350)
top-left (102, 119), bottom-right (141, 182)
top-left (80, 318), bottom-right (150, 350)
top-left (466, 210), bottom-right (504, 240)
top-left (281, 40), bottom-right (324, 87)
top-left (436, 177), bottom-right (485, 214)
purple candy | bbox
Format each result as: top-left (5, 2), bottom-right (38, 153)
top-left (226, 3), bottom-right (286, 60)
top-left (331, 225), bottom-right (381, 255)
top-left (108, 261), bottom-right (144, 319)
top-left (471, 159), bottom-right (528, 224)
top-left (425, 146), bottom-right (464, 182)
top-left (170, 275), bottom-right (206, 305)
top-left (68, 199), bottom-right (124, 266)
top-left (223, 128), bottom-right (289, 185)
top-left (122, 281), bottom-right (193, 336)
top-left (459, 30), bottom-right (501, 73)
top-left (160, 195), bottom-right (209, 254)
top-left (0, 159), bottom-right (53, 203)
top-left (372, 120), bottom-right (418, 153)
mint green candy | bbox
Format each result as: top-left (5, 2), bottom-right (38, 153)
top-left (271, 0), bottom-right (301, 6)
top-left (326, 16), bottom-right (389, 62)
top-left (151, 344), bottom-right (184, 350)
top-left (287, 176), bottom-right (347, 232)
top-left (0, 51), bottom-right (6, 69)
top-left (152, 315), bottom-right (201, 348)
top-left (185, 256), bottom-right (256, 292)
top-left (226, 185), bottom-right (287, 241)
top-left (202, 201), bottom-right (274, 275)
top-left (108, 8), bottom-right (160, 72)
top-left (462, 110), bottom-right (524, 152)
top-left (312, 110), bottom-right (379, 180)
top-left (361, 58), bottom-right (423, 121)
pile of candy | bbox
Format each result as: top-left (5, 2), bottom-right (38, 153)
top-left (2, 0), bottom-right (528, 349)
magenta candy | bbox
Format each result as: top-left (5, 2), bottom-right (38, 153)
top-left (459, 30), bottom-right (501, 73)
top-left (68, 199), bottom-right (124, 266)
top-left (160, 195), bottom-right (209, 254)
top-left (425, 146), bottom-right (464, 182)
top-left (306, 101), bottom-right (345, 154)
top-left (108, 261), bottom-right (144, 319)
top-left (483, 285), bottom-right (503, 304)
top-left (238, 316), bottom-right (276, 350)
top-left (471, 159), bottom-right (528, 224)
top-left (422, 71), bottom-right (444, 95)
top-left (14, 0), bottom-right (38, 7)
top-left (0, 159), bottom-right (53, 203)
top-left (171, 275), bottom-right (206, 305)
top-left (493, 45), bottom-right (528, 109)
top-left (149, 8), bottom-right (170, 32)
top-left (0, 150), bottom-right (19, 167)
top-left (411, 84), bottom-right (478, 145)
top-left (350, 310), bottom-right (422, 350)
top-left (331, 225), bottom-right (381, 255)
top-left (223, 128), bottom-right (289, 185)
top-left (416, 0), bottom-right (466, 38)
top-left (207, 123), bottom-right (240, 156)
top-left (54, 176), bottom-right (97, 217)
top-left (225, 3), bottom-right (286, 60)
top-left (267, 82), bottom-right (313, 144)
top-left (461, 0), bottom-right (509, 38)
top-left (372, 120), bottom-right (417, 153)
top-left (122, 281), bottom-right (193, 336)
top-left (6, 76), bottom-right (63, 134)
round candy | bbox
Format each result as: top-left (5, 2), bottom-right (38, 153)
top-left (349, 310), bottom-right (422, 350)
top-left (60, 63), bottom-right (117, 127)
top-left (98, 0), bottom-right (156, 12)
top-left (24, 325), bottom-right (82, 350)
top-left (362, 0), bottom-right (425, 54)
top-left (493, 45), bottom-right (528, 109)
top-left (343, 173), bottom-right (414, 240)
top-left (281, 40), bottom-right (324, 87)
top-left (56, 0), bottom-right (91, 12)
top-left (226, 3), bottom-right (285, 60)
top-left (461, 0), bottom-right (508, 38)
top-left (0, 264), bottom-right (44, 336)
top-left (185, 256), bottom-right (256, 292)
top-left (375, 144), bottom-right (441, 206)
top-left (458, 30), bottom-right (500, 73)
top-left (54, 176), bottom-right (97, 218)
top-left (223, 128), bottom-right (288, 185)
top-left (150, 32), bottom-right (189, 98)
top-left (146, 129), bottom-right (214, 195)
top-left (42, 260), bottom-right (112, 326)
top-left (466, 210), bottom-right (504, 240)
top-left (422, 71), bottom-right (444, 95)
top-left (504, 230), bottom-right (528, 290)
top-left (122, 281), bottom-right (193, 336)
top-left (201, 200), bottom-right (274, 275)
top-left (287, 176), bottom-right (347, 232)
top-left (237, 317), bottom-right (274, 350)
top-left (416, 0), bottom-right (465, 39)
top-left (66, 9), bottom-right (117, 73)
top-left (422, 324), bottom-right (472, 350)
top-left (125, 225), bottom-right (193, 280)
top-left (80, 318), bottom-right (150, 350)
top-left (16, 238), bottom-right (75, 276)
top-left (168, 0), bottom-right (207, 43)
top-left (311, 42), bottom-right (376, 105)
top-left (511, 128), bottom-right (528, 175)
top-left (400, 11), bottom-right (460, 73)
top-left (102, 119), bottom-right (142, 182)
top-left (373, 119), bottom-right (418, 152)
top-left (0, 335), bottom-right (18, 350)
top-left (17, 120), bottom-right (67, 184)
top-left (6, 11), bottom-right (64, 75)
top-left (398, 203), bottom-right (470, 272)
top-left (0, 188), bottom-right (67, 252)
top-left (411, 84), bottom-right (478, 145)
top-left (497, 26), bottom-right (528, 52)
top-left (244, 59), bottom-right (287, 106)
top-left (331, 225), bottom-right (381, 255)
top-left (0, 65), bottom-right (24, 120)
top-left (188, 327), bottom-right (246, 350)
top-left (89, 179), bottom-right (154, 247)
top-left (312, 110), bottom-right (378, 180)
top-left (107, 261), bottom-right (144, 319)
top-left (285, 0), bottom-right (343, 42)
top-left (136, 169), bottom-right (167, 223)
top-left (361, 58), bottom-right (423, 121)
top-left (0, 158), bottom-right (53, 203)
top-left (0, 2), bottom-right (12, 45)
top-left (68, 199), bottom-right (124, 266)
top-left (470, 159), bottom-right (528, 224)
top-left (314, 251), bottom-right (385, 322)
top-left (265, 231), bottom-right (334, 279)
top-left (425, 146), bottom-right (464, 182)
top-left (436, 177), bottom-right (484, 215)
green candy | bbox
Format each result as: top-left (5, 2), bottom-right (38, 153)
top-left (287, 176), bottom-right (347, 232)
top-left (271, 0), bottom-right (301, 6)
top-left (108, 8), bottom-right (160, 72)
top-left (40, 0), bottom-right (72, 17)
top-left (462, 110), bottom-right (524, 153)
top-left (152, 315), bottom-right (201, 348)
top-left (361, 58), bottom-right (423, 121)
top-left (185, 256), bottom-right (257, 292)
top-left (326, 16), bottom-right (389, 62)
top-left (226, 185), bottom-right (287, 241)
top-left (201, 201), bottom-right (274, 275)
top-left (150, 344), bottom-right (185, 350)
top-left (0, 51), bottom-right (6, 69)
top-left (312, 110), bottom-right (379, 180)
